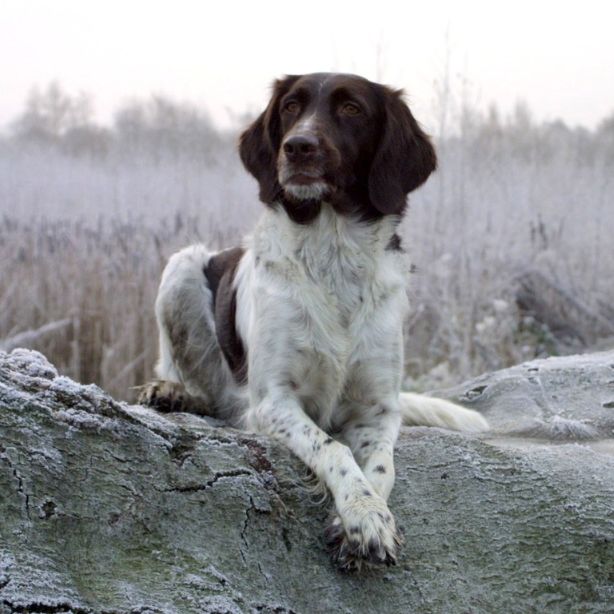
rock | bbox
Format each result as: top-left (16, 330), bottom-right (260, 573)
top-left (1, 348), bottom-right (613, 613)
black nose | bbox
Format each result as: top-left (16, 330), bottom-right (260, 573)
top-left (283, 135), bottom-right (319, 162)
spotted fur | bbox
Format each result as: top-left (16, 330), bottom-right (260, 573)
top-left (141, 73), bottom-right (488, 571)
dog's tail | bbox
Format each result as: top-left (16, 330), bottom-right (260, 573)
top-left (399, 392), bottom-right (489, 432)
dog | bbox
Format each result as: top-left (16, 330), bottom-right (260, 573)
top-left (140, 73), bottom-right (489, 571)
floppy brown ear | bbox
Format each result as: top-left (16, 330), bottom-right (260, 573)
top-left (368, 88), bottom-right (437, 215)
top-left (239, 76), bottom-right (300, 205)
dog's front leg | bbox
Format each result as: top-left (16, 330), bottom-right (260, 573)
top-left (246, 391), bottom-right (401, 570)
top-left (340, 399), bottom-right (402, 500)
top-left (322, 399), bottom-right (403, 570)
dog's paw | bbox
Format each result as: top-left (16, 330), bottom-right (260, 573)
top-left (325, 495), bottom-right (403, 572)
top-left (136, 380), bottom-right (192, 413)
top-left (325, 515), bottom-right (363, 572)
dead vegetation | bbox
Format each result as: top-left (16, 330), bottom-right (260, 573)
top-left (1, 89), bottom-right (613, 399)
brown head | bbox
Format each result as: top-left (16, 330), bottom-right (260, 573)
top-left (239, 73), bottom-right (437, 224)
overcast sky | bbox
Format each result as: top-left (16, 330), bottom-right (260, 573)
top-left (1, 0), bottom-right (613, 132)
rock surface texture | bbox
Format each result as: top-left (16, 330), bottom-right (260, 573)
top-left (1, 348), bottom-right (613, 613)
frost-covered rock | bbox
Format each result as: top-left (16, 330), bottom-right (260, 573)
top-left (1, 348), bottom-right (613, 613)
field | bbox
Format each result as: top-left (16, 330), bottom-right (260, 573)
top-left (1, 92), bottom-right (613, 400)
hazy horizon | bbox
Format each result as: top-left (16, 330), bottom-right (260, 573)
top-left (2, 0), bottom-right (614, 133)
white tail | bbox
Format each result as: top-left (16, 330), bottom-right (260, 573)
top-left (399, 392), bottom-right (489, 433)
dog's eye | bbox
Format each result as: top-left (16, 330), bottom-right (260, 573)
top-left (283, 101), bottom-right (301, 114)
top-left (341, 102), bottom-right (361, 116)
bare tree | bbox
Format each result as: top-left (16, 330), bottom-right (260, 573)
top-left (13, 81), bottom-right (93, 143)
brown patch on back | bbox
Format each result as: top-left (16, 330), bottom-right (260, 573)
top-left (204, 247), bottom-right (248, 384)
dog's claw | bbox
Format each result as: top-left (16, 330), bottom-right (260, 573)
top-left (325, 511), bottom-right (402, 572)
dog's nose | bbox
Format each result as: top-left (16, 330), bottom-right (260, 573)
top-left (283, 135), bottom-right (319, 162)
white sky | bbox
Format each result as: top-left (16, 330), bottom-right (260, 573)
top-left (1, 0), bottom-right (613, 131)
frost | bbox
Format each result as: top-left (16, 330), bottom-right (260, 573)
top-left (55, 407), bottom-right (111, 431)
top-left (2, 100), bottom-right (614, 403)
top-left (122, 403), bottom-right (179, 434)
top-left (48, 375), bottom-right (86, 395)
top-left (547, 416), bottom-right (600, 440)
top-left (1, 348), bottom-right (57, 380)
top-left (2, 347), bottom-right (614, 611)
top-left (492, 299), bottom-right (509, 313)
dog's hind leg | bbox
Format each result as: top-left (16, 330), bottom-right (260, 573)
top-left (137, 379), bottom-right (210, 414)
top-left (139, 244), bottom-right (244, 421)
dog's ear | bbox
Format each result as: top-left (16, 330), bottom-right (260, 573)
top-left (368, 87), bottom-right (437, 215)
top-left (239, 76), bottom-right (300, 205)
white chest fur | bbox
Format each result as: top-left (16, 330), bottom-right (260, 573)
top-left (234, 204), bottom-right (410, 428)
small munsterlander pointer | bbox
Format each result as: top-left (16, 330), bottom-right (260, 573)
top-left (140, 73), bottom-right (489, 571)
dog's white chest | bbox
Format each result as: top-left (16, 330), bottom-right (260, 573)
top-left (236, 205), bottom-right (409, 426)
top-left (250, 204), bottom-right (402, 329)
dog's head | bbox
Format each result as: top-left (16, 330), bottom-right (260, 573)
top-left (239, 73), bottom-right (436, 223)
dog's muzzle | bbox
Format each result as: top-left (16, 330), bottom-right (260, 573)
top-left (279, 130), bottom-right (331, 201)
